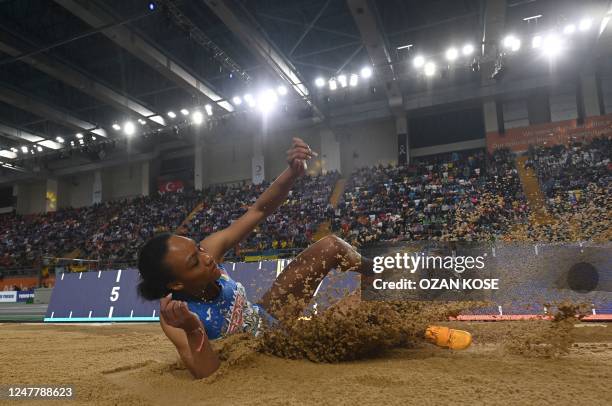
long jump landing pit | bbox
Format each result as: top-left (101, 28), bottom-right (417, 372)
top-left (1, 321), bottom-right (611, 405)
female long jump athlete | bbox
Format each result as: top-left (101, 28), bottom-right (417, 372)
top-left (137, 137), bottom-right (471, 379)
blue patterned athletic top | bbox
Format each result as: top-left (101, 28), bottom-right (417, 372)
top-left (173, 264), bottom-right (274, 340)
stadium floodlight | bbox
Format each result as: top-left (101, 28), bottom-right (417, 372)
top-left (167, 111), bottom-right (176, 118)
top-left (277, 85), bottom-right (288, 96)
top-left (360, 66), bottom-right (372, 78)
top-left (123, 121), bottom-right (135, 136)
top-left (579, 18), bottom-right (592, 31)
top-left (76, 133), bottom-right (83, 139)
top-left (503, 35), bottom-right (521, 51)
top-left (180, 109), bottom-right (189, 116)
top-left (192, 110), bottom-right (204, 125)
top-left (205, 104), bottom-right (213, 116)
top-left (232, 96), bottom-right (242, 105)
top-left (10, 147), bottom-right (17, 152)
top-left (92, 136), bottom-right (96, 140)
top-left (338, 74), bottom-right (348, 88)
top-left (413, 55), bottom-right (425, 68)
top-left (36, 145), bottom-right (43, 152)
top-left (112, 123), bottom-right (121, 131)
top-left (70, 140), bottom-right (75, 146)
top-left (21, 146), bottom-right (28, 153)
top-left (329, 78), bottom-right (337, 91)
top-left (257, 89), bottom-right (278, 113)
top-left (542, 34), bottom-right (563, 57)
top-left (315, 77), bottom-right (326, 87)
top-left (424, 61), bottom-right (436, 77)
top-left (349, 74), bottom-right (358, 87)
top-left (462, 44), bottom-right (474, 56)
top-left (244, 94), bottom-right (255, 107)
top-left (78, 139), bottom-right (84, 145)
top-left (138, 118), bottom-right (146, 125)
top-left (445, 47), bottom-right (458, 61)
top-left (532, 35), bottom-right (542, 48)
top-left (563, 24), bottom-right (576, 35)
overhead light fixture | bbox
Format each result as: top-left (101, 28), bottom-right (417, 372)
top-left (78, 139), bottom-right (84, 145)
top-left (413, 55), bottom-right (425, 68)
top-left (360, 66), bottom-right (372, 78)
top-left (147, 2), bottom-right (156, 11)
top-left (579, 18), bottom-right (592, 31)
top-left (244, 94), bottom-right (255, 107)
top-left (329, 78), bottom-right (337, 91)
top-left (503, 35), bottom-right (521, 51)
top-left (349, 74), bottom-right (358, 87)
top-left (232, 96), bottom-right (242, 105)
top-left (445, 47), bottom-right (458, 61)
top-left (76, 133), bottom-right (83, 139)
top-left (338, 75), bottom-right (348, 88)
top-left (257, 89), bottom-right (278, 113)
top-left (56, 136), bottom-right (64, 143)
top-left (70, 141), bottom-right (75, 146)
top-left (462, 44), bottom-right (474, 55)
top-left (315, 77), bottom-right (325, 87)
top-left (167, 111), bottom-right (176, 118)
top-left (92, 136), bottom-right (96, 141)
top-left (36, 145), bottom-right (42, 152)
top-left (21, 146), bottom-right (28, 153)
top-left (277, 85), bottom-right (287, 96)
top-left (424, 62), bottom-right (436, 76)
top-left (112, 123), bottom-right (121, 131)
top-left (205, 104), bottom-right (213, 116)
top-left (180, 108), bottom-right (189, 116)
top-left (10, 147), bottom-right (18, 152)
top-left (138, 118), bottom-right (146, 125)
top-left (542, 34), bottom-right (563, 57)
top-left (123, 121), bottom-right (135, 136)
top-left (563, 24), bottom-right (576, 35)
top-left (192, 111), bottom-right (204, 125)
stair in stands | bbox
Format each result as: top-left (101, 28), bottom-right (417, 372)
top-left (175, 202), bottom-right (205, 234)
top-left (313, 177), bottom-right (347, 241)
top-left (515, 156), bottom-right (553, 224)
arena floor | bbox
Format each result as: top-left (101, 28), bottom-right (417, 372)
top-left (1, 321), bottom-right (611, 405)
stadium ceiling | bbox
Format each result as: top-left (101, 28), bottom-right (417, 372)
top-left (0, 0), bottom-right (610, 173)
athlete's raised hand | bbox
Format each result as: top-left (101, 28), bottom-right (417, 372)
top-left (160, 293), bottom-right (201, 332)
top-left (286, 137), bottom-right (317, 177)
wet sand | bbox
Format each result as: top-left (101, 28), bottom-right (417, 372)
top-left (1, 321), bottom-right (611, 405)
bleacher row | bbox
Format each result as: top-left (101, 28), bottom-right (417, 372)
top-left (1, 137), bottom-right (610, 287)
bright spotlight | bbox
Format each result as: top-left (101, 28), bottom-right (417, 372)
top-left (138, 118), bottom-right (146, 125)
top-left (123, 121), bottom-right (135, 136)
top-left (36, 145), bottom-right (43, 152)
top-left (338, 75), bottom-right (348, 88)
top-left (257, 89), bottom-right (278, 113)
top-left (445, 47), bottom-right (458, 61)
top-left (167, 111), bottom-right (176, 118)
top-left (147, 2), bottom-right (156, 11)
top-left (503, 35), bottom-right (521, 51)
top-left (563, 24), bottom-right (576, 35)
top-left (315, 77), bottom-right (325, 87)
top-left (205, 104), bottom-right (213, 116)
top-left (462, 44), bottom-right (474, 56)
top-left (10, 147), bottom-right (17, 152)
top-left (232, 96), bottom-right (242, 105)
top-left (276, 85), bottom-right (287, 96)
top-left (329, 78), bottom-right (337, 91)
top-left (21, 146), bottom-right (28, 153)
top-left (413, 55), bottom-right (425, 68)
top-left (349, 74), bottom-right (358, 87)
top-left (360, 66), bottom-right (372, 78)
top-left (244, 94), bottom-right (255, 107)
top-left (79, 139), bottom-right (84, 145)
top-left (112, 123), bottom-right (121, 131)
top-left (579, 18), bottom-right (592, 31)
top-left (92, 136), bottom-right (96, 140)
top-left (542, 34), bottom-right (563, 57)
top-left (70, 141), bottom-right (75, 146)
top-left (532, 35), bottom-right (542, 48)
top-left (56, 136), bottom-right (64, 143)
top-left (192, 111), bottom-right (204, 125)
top-left (424, 62), bottom-right (436, 77)
top-left (180, 109), bottom-right (189, 116)
top-left (76, 133), bottom-right (83, 139)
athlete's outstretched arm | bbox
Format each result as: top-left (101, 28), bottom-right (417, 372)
top-left (201, 137), bottom-right (316, 261)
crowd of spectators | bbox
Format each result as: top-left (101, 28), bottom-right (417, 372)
top-left (1, 139), bottom-right (609, 271)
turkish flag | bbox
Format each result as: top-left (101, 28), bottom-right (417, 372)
top-left (158, 180), bottom-right (184, 193)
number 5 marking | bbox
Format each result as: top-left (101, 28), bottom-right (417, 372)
top-left (110, 286), bottom-right (120, 302)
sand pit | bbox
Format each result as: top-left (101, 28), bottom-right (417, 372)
top-left (1, 320), bottom-right (611, 405)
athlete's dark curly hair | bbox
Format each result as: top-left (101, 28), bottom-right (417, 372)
top-left (137, 232), bottom-right (175, 300)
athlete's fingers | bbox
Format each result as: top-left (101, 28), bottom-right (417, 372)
top-left (160, 293), bottom-right (172, 310)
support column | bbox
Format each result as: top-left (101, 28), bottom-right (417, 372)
top-left (45, 179), bottom-right (58, 213)
top-left (320, 128), bottom-right (341, 174)
top-left (92, 170), bottom-right (102, 204)
top-left (483, 100), bottom-right (500, 133)
top-left (396, 115), bottom-right (408, 165)
top-left (580, 74), bottom-right (602, 117)
top-left (141, 161), bottom-right (150, 197)
top-left (194, 135), bottom-right (204, 191)
top-left (252, 132), bottom-right (265, 184)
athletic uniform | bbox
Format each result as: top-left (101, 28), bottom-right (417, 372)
top-left (172, 264), bottom-right (275, 340)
